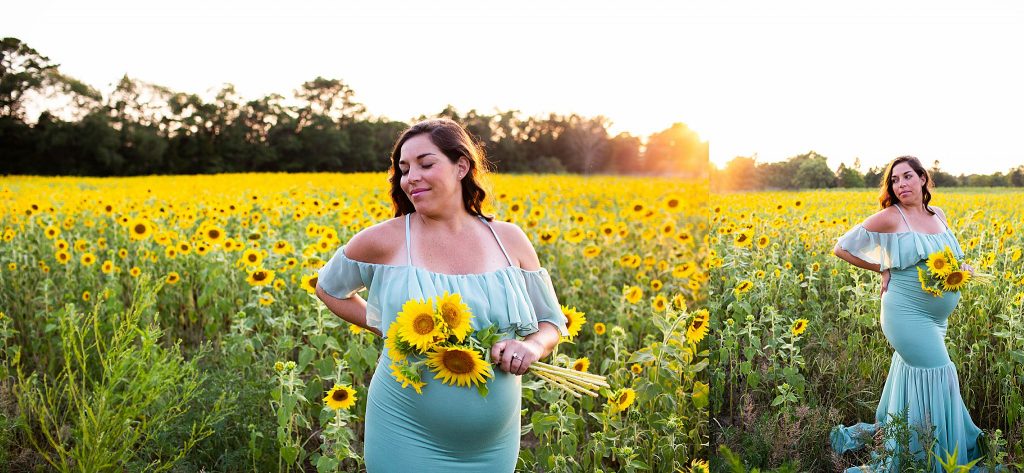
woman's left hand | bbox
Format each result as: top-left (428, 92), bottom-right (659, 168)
top-left (961, 263), bottom-right (975, 276)
top-left (491, 339), bottom-right (543, 376)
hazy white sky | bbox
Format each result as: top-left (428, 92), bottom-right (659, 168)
top-left (4, 1), bottom-right (1022, 175)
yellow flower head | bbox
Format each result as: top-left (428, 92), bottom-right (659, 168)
top-left (623, 285), bottom-right (643, 304)
top-left (561, 305), bottom-right (587, 340)
top-left (436, 292), bottom-right (473, 342)
top-left (791, 318), bottom-right (809, 337)
top-left (571, 357), bottom-right (590, 372)
top-left (425, 345), bottom-right (493, 388)
top-left (390, 361), bottom-right (425, 394)
top-left (246, 268), bottom-right (275, 286)
top-left (385, 321), bottom-right (414, 361)
top-left (927, 251), bottom-right (953, 277)
top-left (593, 322), bottom-right (607, 336)
top-left (686, 309), bottom-right (709, 344)
top-left (323, 385), bottom-right (357, 410)
top-left (301, 274), bottom-right (319, 294)
top-left (941, 270), bottom-right (971, 292)
top-left (395, 298), bottom-right (442, 352)
top-left (610, 387), bottom-right (636, 413)
top-left (166, 272), bottom-right (180, 284)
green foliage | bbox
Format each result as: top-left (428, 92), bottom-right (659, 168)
top-left (12, 278), bottom-right (231, 472)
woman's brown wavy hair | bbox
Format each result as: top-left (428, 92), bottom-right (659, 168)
top-left (878, 155), bottom-right (935, 215)
top-left (388, 118), bottom-right (492, 220)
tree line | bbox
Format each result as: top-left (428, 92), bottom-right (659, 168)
top-left (1, 37), bottom-right (708, 177)
top-left (713, 152), bottom-right (1024, 191)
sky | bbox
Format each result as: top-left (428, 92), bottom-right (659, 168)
top-left (4, 1), bottom-right (1022, 176)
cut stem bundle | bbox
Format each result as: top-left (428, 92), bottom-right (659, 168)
top-left (529, 361), bottom-right (609, 398)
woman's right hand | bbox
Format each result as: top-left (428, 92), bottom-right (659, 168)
top-left (880, 269), bottom-right (890, 296)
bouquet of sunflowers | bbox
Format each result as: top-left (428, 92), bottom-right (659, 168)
top-left (385, 292), bottom-right (608, 398)
top-left (917, 246), bottom-right (989, 297)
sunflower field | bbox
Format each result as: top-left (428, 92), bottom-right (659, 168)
top-left (0, 173), bottom-right (708, 472)
top-left (708, 189), bottom-right (1024, 471)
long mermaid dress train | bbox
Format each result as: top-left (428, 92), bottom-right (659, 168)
top-left (830, 205), bottom-right (984, 472)
top-left (318, 214), bottom-right (569, 472)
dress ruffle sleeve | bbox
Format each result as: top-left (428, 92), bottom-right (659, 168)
top-left (836, 225), bottom-right (902, 271)
top-left (518, 269), bottom-right (569, 337)
top-left (318, 246), bottom-right (382, 330)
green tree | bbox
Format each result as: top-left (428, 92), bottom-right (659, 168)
top-left (1, 37), bottom-right (58, 119)
top-left (864, 166), bottom-right (883, 188)
top-left (643, 122), bottom-right (708, 177)
top-left (929, 160), bottom-right (958, 187)
top-left (836, 162), bottom-right (865, 188)
top-left (791, 151), bottom-right (835, 189)
top-left (719, 156), bottom-right (759, 191)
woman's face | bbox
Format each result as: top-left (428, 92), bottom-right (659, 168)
top-left (398, 133), bottom-right (468, 216)
top-left (890, 162), bottom-right (925, 205)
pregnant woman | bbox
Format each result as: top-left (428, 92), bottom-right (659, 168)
top-left (315, 118), bottom-right (568, 471)
top-left (830, 156), bottom-right (984, 470)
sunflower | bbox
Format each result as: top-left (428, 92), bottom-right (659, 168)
top-left (80, 253), bottom-right (96, 266)
top-left (436, 292), bottom-right (473, 342)
top-left (390, 361), bottom-right (426, 394)
top-left (690, 459), bottom-right (710, 473)
top-left (301, 274), bottom-right (318, 294)
top-left (272, 240), bottom-right (292, 255)
top-left (662, 194), bottom-right (682, 211)
top-left (166, 272), bottom-right (180, 284)
top-left (673, 262), bottom-right (696, 279)
top-left (425, 345), bottom-right (493, 388)
top-left (323, 384), bottom-right (357, 410)
top-left (623, 285), bottom-right (643, 304)
top-left (927, 251), bottom-right (953, 277)
top-left (593, 322), bottom-right (607, 336)
top-left (630, 363), bottom-right (643, 375)
top-left (129, 266), bottom-right (141, 278)
top-left (733, 230), bottom-right (753, 248)
top-left (559, 305), bottom-right (587, 340)
top-left (258, 293), bottom-right (274, 306)
top-left (395, 299), bottom-right (442, 352)
top-left (941, 270), bottom-right (971, 292)
top-left (247, 268), bottom-right (275, 286)
top-left (55, 250), bottom-right (71, 265)
top-left (686, 309), bottom-right (709, 344)
top-left (791, 318), bottom-right (809, 337)
top-left (582, 245), bottom-right (601, 258)
top-left (610, 387), bottom-right (636, 413)
top-left (241, 248), bottom-right (263, 267)
top-left (571, 357), bottom-right (590, 372)
top-left (652, 295), bottom-right (668, 312)
top-left (128, 218), bottom-right (153, 241)
top-left (733, 280), bottom-right (754, 298)
top-left (203, 225), bottom-right (225, 244)
top-left (385, 321), bottom-right (414, 361)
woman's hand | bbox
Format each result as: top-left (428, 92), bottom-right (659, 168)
top-left (880, 269), bottom-right (890, 296)
top-left (491, 339), bottom-right (544, 376)
top-left (961, 263), bottom-right (975, 276)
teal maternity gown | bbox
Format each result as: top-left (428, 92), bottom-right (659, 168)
top-left (830, 204), bottom-right (984, 471)
top-left (318, 214), bottom-right (569, 472)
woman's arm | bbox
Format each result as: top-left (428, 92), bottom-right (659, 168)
top-left (315, 287), bottom-right (382, 337)
top-left (490, 221), bottom-right (562, 375)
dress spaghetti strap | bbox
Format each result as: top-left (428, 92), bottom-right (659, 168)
top-left (405, 214), bottom-right (413, 265)
top-left (480, 217), bottom-right (514, 267)
top-left (893, 204), bottom-right (912, 232)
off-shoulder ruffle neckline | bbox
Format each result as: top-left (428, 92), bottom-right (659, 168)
top-left (855, 225), bottom-right (951, 237)
top-left (339, 246), bottom-right (548, 279)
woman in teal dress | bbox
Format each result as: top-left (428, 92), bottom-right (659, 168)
top-left (315, 118), bottom-right (568, 472)
top-left (830, 156), bottom-right (985, 471)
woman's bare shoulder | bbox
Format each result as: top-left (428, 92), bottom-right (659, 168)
top-left (931, 205), bottom-right (949, 224)
top-left (489, 219), bottom-right (541, 270)
top-left (860, 206), bottom-right (902, 233)
top-left (343, 217), bottom-right (405, 264)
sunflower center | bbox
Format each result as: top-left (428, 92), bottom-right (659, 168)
top-left (253, 271), bottom-right (267, 281)
top-left (617, 392), bottom-right (629, 404)
top-left (442, 350), bottom-right (475, 374)
top-left (412, 314), bottom-right (435, 335)
top-left (209, 229), bottom-right (220, 239)
top-left (935, 259), bottom-right (946, 269)
top-left (946, 272), bottom-right (963, 284)
top-left (332, 390), bottom-right (348, 401)
top-left (668, 199), bottom-right (679, 208)
top-left (134, 224), bottom-right (146, 234)
top-left (307, 276), bottom-right (318, 288)
top-left (692, 319), bottom-right (704, 330)
top-left (248, 254), bottom-right (258, 262)
top-left (440, 304), bottom-right (459, 327)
